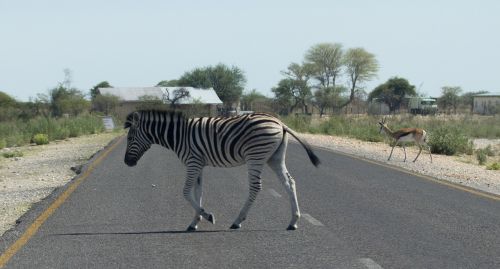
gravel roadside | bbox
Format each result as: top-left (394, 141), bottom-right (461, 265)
top-left (300, 133), bottom-right (500, 197)
top-left (0, 131), bottom-right (498, 236)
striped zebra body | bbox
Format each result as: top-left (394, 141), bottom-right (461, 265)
top-left (124, 110), bottom-right (320, 231)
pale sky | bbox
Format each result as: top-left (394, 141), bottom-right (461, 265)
top-left (1, 0), bottom-right (499, 101)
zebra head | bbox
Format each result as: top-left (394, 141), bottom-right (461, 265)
top-left (124, 111), bottom-right (152, 167)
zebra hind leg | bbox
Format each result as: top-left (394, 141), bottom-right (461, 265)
top-left (230, 163), bottom-right (264, 230)
top-left (267, 137), bottom-right (300, 230)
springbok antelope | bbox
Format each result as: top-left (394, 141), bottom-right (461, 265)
top-left (378, 118), bottom-right (432, 163)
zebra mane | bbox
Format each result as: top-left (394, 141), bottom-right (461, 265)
top-left (124, 110), bottom-right (185, 128)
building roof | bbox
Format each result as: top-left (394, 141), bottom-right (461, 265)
top-left (98, 87), bottom-right (223, 104)
top-left (473, 92), bottom-right (500, 97)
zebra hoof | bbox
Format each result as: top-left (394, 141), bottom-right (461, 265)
top-left (287, 224), bottom-right (298, 231)
top-left (230, 223), bottom-right (241, 230)
top-left (186, 225), bottom-right (197, 232)
top-left (207, 214), bottom-right (215, 224)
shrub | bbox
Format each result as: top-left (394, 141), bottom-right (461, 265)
top-left (486, 162), bottom-right (500, 170)
top-left (476, 149), bottom-right (487, 165)
top-left (0, 139), bottom-right (5, 149)
top-left (2, 150), bottom-right (23, 158)
top-left (33, 133), bottom-right (49, 145)
top-left (428, 126), bottom-right (471, 155)
top-left (281, 115), bottom-right (312, 133)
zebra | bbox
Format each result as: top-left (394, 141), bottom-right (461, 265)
top-left (124, 110), bottom-right (320, 231)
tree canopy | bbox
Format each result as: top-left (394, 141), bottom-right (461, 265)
top-left (368, 77), bottom-right (416, 112)
top-left (177, 64), bottom-right (246, 108)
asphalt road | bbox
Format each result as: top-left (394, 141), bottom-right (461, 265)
top-left (1, 138), bottom-right (500, 268)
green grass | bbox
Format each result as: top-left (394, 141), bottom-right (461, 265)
top-left (281, 114), bottom-right (499, 156)
top-left (486, 162), bottom-right (500, 170)
top-left (0, 114), bottom-right (106, 148)
top-left (2, 150), bottom-right (23, 158)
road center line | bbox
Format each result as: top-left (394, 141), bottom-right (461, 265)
top-left (302, 213), bottom-right (324, 226)
top-left (267, 188), bottom-right (282, 198)
top-left (359, 258), bottom-right (384, 269)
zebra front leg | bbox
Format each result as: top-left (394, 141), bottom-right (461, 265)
top-left (230, 164), bottom-right (263, 229)
top-left (183, 166), bottom-right (214, 231)
top-left (187, 175), bottom-right (204, 231)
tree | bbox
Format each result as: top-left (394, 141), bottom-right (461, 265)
top-left (240, 89), bottom-right (268, 111)
top-left (90, 81), bottom-right (112, 100)
top-left (304, 43), bottom-right (344, 88)
top-left (312, 86), bottom-right (347, 117)
top-left (156, 80), bottom-right (179, 87)
top-left (0, 91), bottom-right (18, 121)
top-left (280, 63), bottom-right (313, 114)
top-left (343, 47), bottom-right (379, 107)
top-left (369, 77), bottom-right (416, 112)
top-left (92, 94), bottom-right (120, 115)
top-left (49, 86), bottom-right (90, 116)
top-left (178, 64), bottom-right (246, 110)
top-left (460, 90), bottom-right (488, 113)
top-left (438, 86), bottom-right (462, 114)
top-left (271, 79), bottom-right (296, 115)
top-left (164, 87), bottom-right (190, 109)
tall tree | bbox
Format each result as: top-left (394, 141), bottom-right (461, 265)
top-left (343, 47), bottom-right (379, 107)
top-left (368, 77), bottom-right (416, 112)
top-left (304, 43), bottom-right (344, 88)
top-left (280, 63), bottom-right (313, 114)
top-left (439, 86), bottom-right (462, 114)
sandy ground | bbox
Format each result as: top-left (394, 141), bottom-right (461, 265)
top-left (0, 131), bottom-right (498, 236)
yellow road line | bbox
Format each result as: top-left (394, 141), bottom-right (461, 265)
top-left (0, 136), bottom-right (124, 268)
top-left (316, 146), bottom-right (500, 202)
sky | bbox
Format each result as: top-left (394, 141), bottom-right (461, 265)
top-left (1, 0), bottom-right (499, 101)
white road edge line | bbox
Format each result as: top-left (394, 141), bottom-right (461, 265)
top-left (268, 188), bottom-right (282, 198)
top-left (359, 258), bottom-right (384, 269)
top-left (302, 213), bottom-right (324, 226)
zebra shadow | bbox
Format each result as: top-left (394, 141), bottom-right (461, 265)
top-left (51, 229), bottom-right (281, 237)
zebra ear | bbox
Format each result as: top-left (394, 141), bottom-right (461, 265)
top-left (124, 112), bottom-right (140, 129)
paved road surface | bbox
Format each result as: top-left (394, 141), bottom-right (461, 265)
top-left (1, 138), bottom-right (499, 268)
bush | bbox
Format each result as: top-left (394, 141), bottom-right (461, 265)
top-left (428, 126), bottom-right (471, 155)
top-left (486, 162), bottom-right (500, 170)
top-left (476, 149), bottom-right (487, 165)
top-left (32, 133), bottom-right (49, 145)
top-left (0, 139), bottom-right (5, 149)
top-left (2, 150), bottom-right (23, 158)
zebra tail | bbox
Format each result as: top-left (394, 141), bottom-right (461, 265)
top-left (283, 126), bottom-right (321, 167)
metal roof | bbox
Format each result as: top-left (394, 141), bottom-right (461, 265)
top-left (473, 92), bottom-right (500, 97)
top-left (98, 87), bottom-right (223, 104)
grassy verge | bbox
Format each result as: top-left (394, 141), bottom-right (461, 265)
top-left (0, 114), bottom-right (116, 148)
top-left (281, 114), bottom-right (500, 156)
